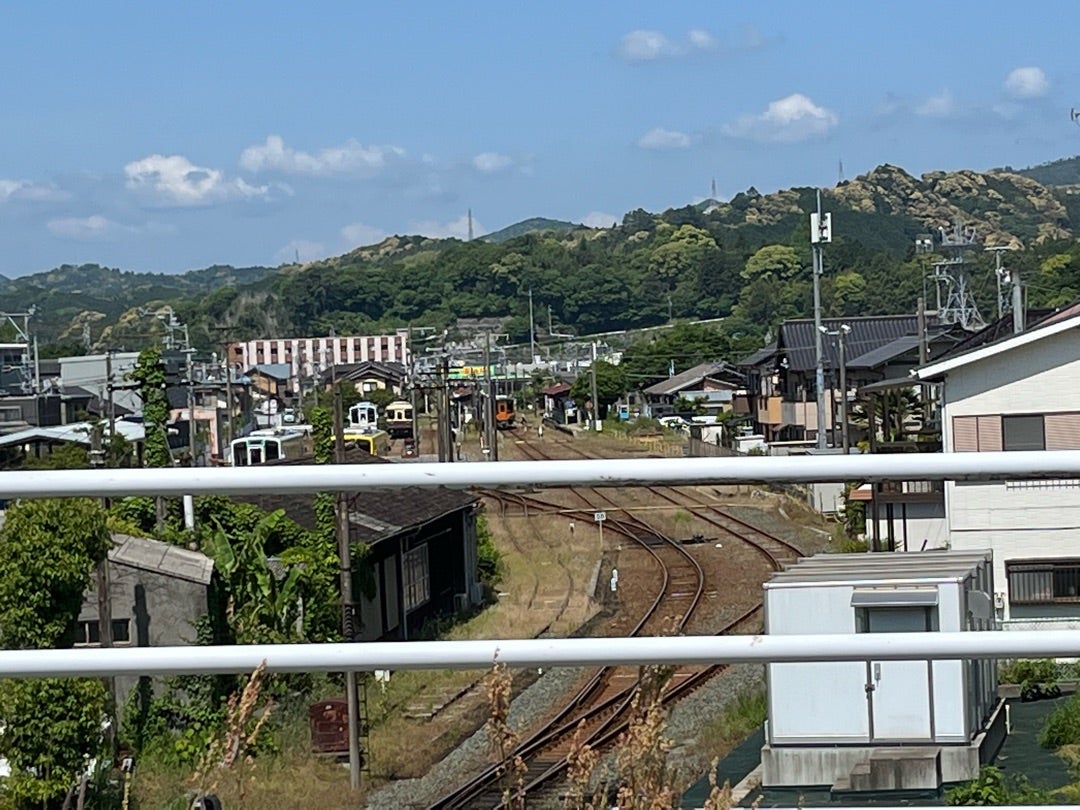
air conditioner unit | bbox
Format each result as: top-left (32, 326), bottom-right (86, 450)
top-left (453, 593), bottom-right (469, 613)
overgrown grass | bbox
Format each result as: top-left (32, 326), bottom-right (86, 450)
top-left (697, 688), bottom-right (767, 755)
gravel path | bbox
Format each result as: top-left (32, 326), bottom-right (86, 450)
top-left (364, 664), bottom-right (586, 809)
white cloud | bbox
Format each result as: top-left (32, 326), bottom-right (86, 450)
top-left (340, 222), bottom-right (388, 246)
top-left (687, 29), bottom-right (716, 50)
top-left (916, 89), bottom-right (955, 117)
top-left (124, 154), bottom-right (269, 206)
top-left (581, 211), bottom-right (617, 229)
top-left (47, 215), bottom-right (122, 240)
top-left (240, 134), bottom-right (405, 176)
top-left (411, 214), bottom-right (485, 240)
top-left (723, 93), bottom-right (838, 143)
top-left (1004, 66), bottom-right (1049, 99)
top-left (273, 240), bottom-right (327, 265)
top-left (472, 152), bottom-right (514, 173)
top-left (0, 179), bottom-right (69, 203)
top-left (637, 127), bottom-right (692, 150)
top-left (615, 28), bottom-right (720, 62)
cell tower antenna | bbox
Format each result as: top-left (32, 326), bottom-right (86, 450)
top-left (711, 177), bottom-right (717, 199)
top-left (467, 209), bottom-right (474, 242)
top-left (838, 158), bottom-right (845, 184)
top-left (933, 222), bottom-right (985, 331)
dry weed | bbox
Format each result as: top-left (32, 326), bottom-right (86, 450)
top-left (485, 661), bottom-right (526, 809)
top-left (191, 660), bottom-right (274, 810)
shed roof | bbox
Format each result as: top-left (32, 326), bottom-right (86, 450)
top-left (236, 448), bottom-right (478, 546)
top-left (765, 549), bottom-right (991, 588)
top-left (109, 533), bottom-right (214, 585)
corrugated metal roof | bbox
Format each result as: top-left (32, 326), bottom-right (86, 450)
top-left (765, 549), bottom-right (991, 587)
top-left (109, 533), bottom-right (214, 585)
top-left (778, 316), bottom-right (920, 372)
top-left (0, 419), bottom-right (145, 449)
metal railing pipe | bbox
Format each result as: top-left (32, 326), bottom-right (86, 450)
top-left (0, 631), bottom-right (1077, 679)
top-left (4, 450), bottom-right (1080, 498)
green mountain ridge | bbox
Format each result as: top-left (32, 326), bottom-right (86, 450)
top-left (7, 156), bottom-right (1080, 356)
top-left (481, 217), bottom-right (580, 243)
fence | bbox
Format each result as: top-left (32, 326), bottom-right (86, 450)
top-left (2, 450), bottom-right (1080, 683)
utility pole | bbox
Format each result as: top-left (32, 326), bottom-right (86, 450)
top-left (810, 190), bottom-right (832, 449)
top-left (820, 324), bottom-right (852, 453)
top-left (484, 332), bottom-right (496, 460)
top-left (333, 385), bottom-right (363, 791)
top-left (590, 341), bottom-right (601, 432)
top-left (528, 289), bottom-right (536, 364)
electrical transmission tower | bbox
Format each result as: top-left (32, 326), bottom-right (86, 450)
top-left (933, 224), bottom-right (985, 331)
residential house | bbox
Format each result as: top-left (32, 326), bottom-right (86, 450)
top-left (80, 534), bottom-right (214, 701)
top-left (913, 303), bottom-right (1080, 630)
top-left (640, 361), bottom-right (742, 419)
top-left (320, 360), bottom-right (407, 398)
top-left (738, 315), bottom-right (952, 445)
top-left (854, 310), bottom-right (1060, 555)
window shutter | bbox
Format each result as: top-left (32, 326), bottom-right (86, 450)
top-left (1046, 413), bottom-right (1080, 450)
top-left (977, 415), bottom-right (1003, 452)
top-left (952, 416), bottom-right (978, 452)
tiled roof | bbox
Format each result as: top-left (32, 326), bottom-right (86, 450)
top-left (248, 363), bottom-right (293, 381)
top-left (737, 344), bottom-right (777, 368)
top-left (777, 316), bottom-right (920, 372)
top-left (642, 361), bottom-right (741, 397)
top-left (236, 448), bottom-right (477, 546)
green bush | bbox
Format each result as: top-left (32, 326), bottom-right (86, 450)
top-left (999, 658), bottom-right (1058, 686)
top-left (945, 765), bottom-right (1052, 805)
top-left (999, 659), bottom-right (1063, 702)
top-left (1040, 691), bottom-right (1080, 749)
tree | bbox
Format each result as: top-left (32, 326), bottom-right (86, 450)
top-left (570, 360), bottom-right (627, 416)
top-left (0, 499), bottom-right (112, 807)
top-left (202, 510), bottom-right (303, 643)
top-left (741, 244), bottom-right (801, 281)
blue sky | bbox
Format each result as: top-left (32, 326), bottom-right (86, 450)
top-left (1, 2), bottom-right (1077, 277)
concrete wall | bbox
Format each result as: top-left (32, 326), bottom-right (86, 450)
top-left (80, 561), bottom-right (208, 702)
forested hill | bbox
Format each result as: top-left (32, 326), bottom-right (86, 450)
top-left (10, 159), bottom-right (1080, 357)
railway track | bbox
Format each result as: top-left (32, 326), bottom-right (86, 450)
top-left (429, 438), bottom-right (709, 809)
top-left (428, 429), bottom-right (806, 808)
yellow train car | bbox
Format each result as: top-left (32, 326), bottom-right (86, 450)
top-left (344, 428), bottom-right (392, 457)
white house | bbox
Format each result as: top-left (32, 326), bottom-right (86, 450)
top-left (916, 304), bottom-right (1080, 629)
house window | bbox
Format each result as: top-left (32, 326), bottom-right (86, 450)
top-left (1003, 415), bottom-right (1045, 451)
top-left (403, 544), bottom-right (430, 612)
top-left (75, 619), bottom-right (132, 646)
top-left (1007, 559), bottom-right (1080, 604)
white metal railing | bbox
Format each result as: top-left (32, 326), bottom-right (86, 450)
top-left (0, 631), bottom-right (1075, 679)
top-left (3, 450), bottom-right (1080, 498)
top-left (0, 451), bottom-right (1079, 680)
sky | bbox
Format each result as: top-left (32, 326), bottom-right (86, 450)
top-left (1, 2), bottom-right (1078, 277)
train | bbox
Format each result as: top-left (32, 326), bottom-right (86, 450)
top-left (343, 427), bottom-right (392, 456)
top-left (230, 427), bottom-right (313, 466)
top-left (349, 401), bottom-right (378, 431)
top-left (384, 399), bottom-right (414, 440)
top-left (494, 395), bottom-right (516, 430)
